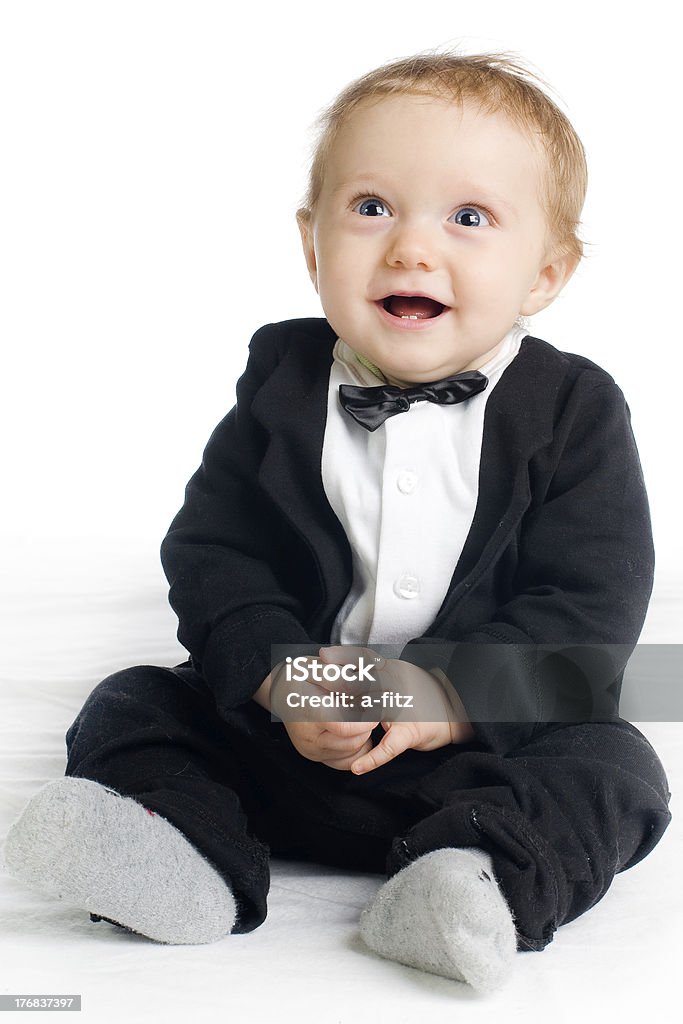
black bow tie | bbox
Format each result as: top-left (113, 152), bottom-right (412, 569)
top-left (338, 371), bottom-right (489, 431)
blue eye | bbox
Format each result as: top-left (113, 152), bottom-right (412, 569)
top-left (452, 206), bottom-right (490, 227)
top-left (355, 197), bottom-right (390, 217)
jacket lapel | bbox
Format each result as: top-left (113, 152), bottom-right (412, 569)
top-left (250, 321), bottom-right (353, 630)
top-left (430, 335), bottom-right (567, 629)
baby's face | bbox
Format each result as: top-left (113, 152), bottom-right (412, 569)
top-left (299, 93), bottom-right (575, 385)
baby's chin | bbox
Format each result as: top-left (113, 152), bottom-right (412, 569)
top-left (381, 364), bottom-right (473, 387)
top-left (382, 340), bottom-right (511, 384)
top-left (383, 371), bottom-right (429, 388)
top-left (369, 345), bottom-right (488, 386)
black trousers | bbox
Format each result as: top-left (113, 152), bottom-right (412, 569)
top-left (64, 660), bottom-right (672, 952)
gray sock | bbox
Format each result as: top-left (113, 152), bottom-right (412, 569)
top-left (359, 847), bottom-right (516, 992)
top-left (3, 777), bottom-right (237, 944)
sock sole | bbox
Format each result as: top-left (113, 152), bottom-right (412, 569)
top-left (3, 777), bottom-right (237, 944)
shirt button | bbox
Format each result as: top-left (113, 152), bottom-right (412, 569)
top-left (397, 470), bottom-right (418, 494)
top-left (394, 574), bottom-right (420, 599)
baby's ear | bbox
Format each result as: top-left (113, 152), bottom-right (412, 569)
top-left (296, 210), bottom-right (318, 291)
top-left (520, 250), bottom-right (580, 316)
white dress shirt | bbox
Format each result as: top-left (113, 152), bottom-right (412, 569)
top-left (321, 325), bottom-right (526, 646)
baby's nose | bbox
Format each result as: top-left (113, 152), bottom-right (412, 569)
top-left (385, 222), bottom-right (438, 271)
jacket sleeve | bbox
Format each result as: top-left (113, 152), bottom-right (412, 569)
top-left (160, 326), bottom-right (312, 717)
top-left (401, 373), bottom-right (655, 754)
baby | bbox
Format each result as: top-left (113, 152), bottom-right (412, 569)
top-left (4, 51), bottom-right (672, 993)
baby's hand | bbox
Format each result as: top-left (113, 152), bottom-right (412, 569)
top-left (348, 719), bottom-right (452, 774)
top-left (317, 646), bottom-right (474, 774)
top-left (283, 718), bottom-right (379, 771)
top-left (270, 655), bottom-right (379, 770)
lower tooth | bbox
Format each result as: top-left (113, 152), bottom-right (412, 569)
top-left (401, 315), bottom-right (419, 320)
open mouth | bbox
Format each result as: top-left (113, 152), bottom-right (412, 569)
top-left (381, 295), bottom-right (446, 320)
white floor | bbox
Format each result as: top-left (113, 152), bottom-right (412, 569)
top-left (1, 538), bottom-right (681, 1024)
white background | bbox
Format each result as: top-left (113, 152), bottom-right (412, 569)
top-left (1, 0), bottom-right (681, 592)
top-left (1, 6), bottom-right (680, 1020)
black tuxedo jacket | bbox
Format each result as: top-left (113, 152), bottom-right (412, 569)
top-left (160, 319), bottom-right (654, 754)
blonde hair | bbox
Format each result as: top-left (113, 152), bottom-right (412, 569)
top-left (297, 51), bottom-right (588, 262)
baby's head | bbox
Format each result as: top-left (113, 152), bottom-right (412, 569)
top-left (296, 52), bottom-right (588, 385)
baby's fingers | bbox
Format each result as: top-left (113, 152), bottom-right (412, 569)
top-left (350, 724), bottom-right (413, 775)
top-left (319, 645), bottom-right (381, 665)
top-left (323, 719), bottom-right (379, 738)
top-left (318, 726), bottom-right (376, 754)
top-left (315, 646), bottom-right (385, 693)
top-left (321, 736), bottom-right (375, 772)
